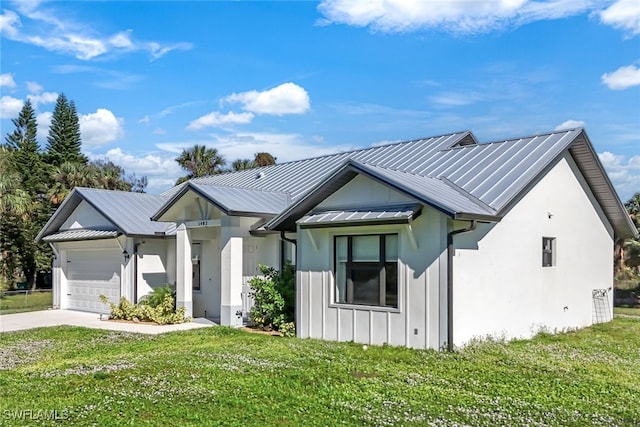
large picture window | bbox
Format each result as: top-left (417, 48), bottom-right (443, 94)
top-left (335, 234), bottom-right (398, 308)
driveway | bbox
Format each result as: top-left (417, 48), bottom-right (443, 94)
top-left (0, 309), bottom-right (215, 334)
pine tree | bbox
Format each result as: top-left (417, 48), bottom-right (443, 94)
top-left (46, 93), bottom-right (87, 167)
top-left (4, 99), bottom-right (46, 196)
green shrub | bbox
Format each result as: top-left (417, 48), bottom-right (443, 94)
top-left (139, 285), bottom-right (175, 308)
top-left (248, 263), bottom-right (295, 331)
top-left (99, 294), bottom-right (190, 325)
top-left (278, 321), bottom-right (295, 337)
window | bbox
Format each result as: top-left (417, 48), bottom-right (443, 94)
top-left (192, 243), bottom-right (201, 290)
top-left (335, 234), bottom-right (398, 308)
top-left (542, 237), bottom-right (555, 267)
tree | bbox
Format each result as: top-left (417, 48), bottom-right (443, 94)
top-left (47, 162), bottom-right (97, 205)
top-left (254, 152), bottom-right (276, 167)
top-left (232, 158), bottom-right (256, 171)
top-left (46, 94), bottom-right (86, 167)
top-left (175, 145), bottom-right (226, 184)
top-left (4, 99), bottom-right (46, 197)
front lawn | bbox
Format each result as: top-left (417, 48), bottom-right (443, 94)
top-left (0, 290), bottom-right (52, 315)
top-left (1, 318), bottom-right (639, 426)
top-left (614, 306), bottom-right (640, 317)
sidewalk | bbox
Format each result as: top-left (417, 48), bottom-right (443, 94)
top-left (0, 309), bottom-right (215, 334)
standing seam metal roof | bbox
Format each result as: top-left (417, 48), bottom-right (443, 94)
top-left (36, 187), bottom-right (175, 242)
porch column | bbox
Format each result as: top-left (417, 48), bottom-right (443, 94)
top-left (176, 223), bottom-right (193, 317)
top-left (220, 220), bottom-right (243, 327)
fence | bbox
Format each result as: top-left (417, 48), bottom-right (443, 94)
top-left (0, 289), bottom-right (53, 315)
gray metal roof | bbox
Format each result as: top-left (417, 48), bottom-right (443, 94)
top-left (298, 203), bottom-right (421, 228)
top-left (263, 128), bottom-right (635, 238)
top-left (161, 131), bottom-right (475, 201)
top-left (37, 188), bottom-right (175, 242)
top-left (154, 182), bottom-right (291, 220)
top-left (268, 159), bottom-right (501, 231)
top-left (42, 229), bottom-right (121, 242)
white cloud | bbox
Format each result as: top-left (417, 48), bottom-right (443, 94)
top-left (79, 108), bottom-right (124, 146)
top-left (317, 0), bottom-right (594, 34)
top-left (598, 151), bottom-right (640, 201)
top-left (138, 115), bottom-right (150, 124)
top-left (27, 91), bottom-right (58, 109)
top-left (25, 81), bottom-right (42, 93)
top-left (601, 64), bottom-right (640, 90)
top-left (0, 95), bottom-right (24, 118)
top-left (153, 128), bottom-right (166, 135)
top-left (186, 111), bottom-right (254, 130)
top-left (89, 147), bottom-right (183, 194)
top-left (158, 132), bottom-right (353, 164)
top-left (599, 0), bottom-right (640, 36)
top-left (36, 111), bottom-right (52, 141)
top-left (430, 91), bottom-right (483, 107)
top-left (0, 73), bottom-right (16, 89)
top-left (555, 119), bottom-right (585, 131)
top-left (224, 83), bottom-right (311, 115)
top-left (0, 4), bottom-right (192, 60)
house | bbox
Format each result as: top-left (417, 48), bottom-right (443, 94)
top-left (36, 128), bottom-right (638, 349)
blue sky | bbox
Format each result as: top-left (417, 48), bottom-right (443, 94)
top-left (1, 0), bottom-right (639, 199)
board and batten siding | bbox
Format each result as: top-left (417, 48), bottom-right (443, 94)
top-left (296, 180), bottom-right (450, 349)
top-left (452, 154), bottom-right (614, 345)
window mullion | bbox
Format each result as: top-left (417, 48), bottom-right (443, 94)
top-left (346, 236), bottom-right (353, 304)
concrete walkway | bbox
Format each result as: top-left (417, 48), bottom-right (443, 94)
top-left (0, 309), bottom-right (216, 334)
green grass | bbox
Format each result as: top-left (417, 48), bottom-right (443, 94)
top-left (1, 319), bottom-right (639, 426)
top-left (0, 291), bottom-right (52, 314)
top-left (614, 306), bottom-right (640, 317)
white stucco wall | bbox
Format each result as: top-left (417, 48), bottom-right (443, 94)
top-left (136, 238), bottom-right (172, 301)
top-left (296, 175), bottom-right (449, 349)
top-left (452, 155), bottom-right (614, 345)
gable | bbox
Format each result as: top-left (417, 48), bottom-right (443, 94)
top-left (155, 189), bottom-right (224, 222)
top-left (61, 200), bottom-right (115, 231)
top-left (316, 174), bottom-right (414, 210)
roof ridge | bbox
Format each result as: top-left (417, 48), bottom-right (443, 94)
top-left (193, 130), bottom-right (472, 177)
top-left (190, 181), bottom-right (292, 195)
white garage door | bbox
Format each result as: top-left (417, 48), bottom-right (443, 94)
top-left (66, 249), bottom-right (121, 314)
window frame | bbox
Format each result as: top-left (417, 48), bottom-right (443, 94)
top-left (333, 233), bottom-right (399, 309)
top-left (542, 237), bottom-right (555, 267)
top-left (192, 242), bottom-right (201, 290)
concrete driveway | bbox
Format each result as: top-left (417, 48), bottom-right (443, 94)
top-left (0, 309), bottom-right (215, 334)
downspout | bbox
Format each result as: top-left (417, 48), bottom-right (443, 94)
top-left (446, 220), bottom-right (477, 352)
top-left (280, 231), bottom-right (297, 270)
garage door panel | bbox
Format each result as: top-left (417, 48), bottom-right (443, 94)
top-left (66, 249), bottom-right (121, 314)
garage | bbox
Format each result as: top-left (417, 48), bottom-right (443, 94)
top-left (66, 249), bottom-right (122, 314)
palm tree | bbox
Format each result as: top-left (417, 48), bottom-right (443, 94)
top-left (0, 147), bottom-right (31, 218)
top-left (48, 162), bottom-right (98, 205)
top-left (232, 158), bottom-right (256, 171)
top-left (175, 145), bottom-right (226, 184)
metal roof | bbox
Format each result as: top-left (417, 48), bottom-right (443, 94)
top-left (161, 131), bottom-right (475, 201)
top-left (37, 188), bottom-right (175, 242)
top-left (298, 203), bottom-right (421, 228)
top-left (38, 128), bottom-right (636, 242)
top-left (42, 228), bottom-right (121, 242)
top-left (153, 182), bottom-right (291, 220)
top-left (268, 160), bottom-right (500, 231)
top-left (264, 128), bottom-right (635, 238)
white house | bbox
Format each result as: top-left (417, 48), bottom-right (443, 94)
top-left (37, 128), bottom-right (637, 349)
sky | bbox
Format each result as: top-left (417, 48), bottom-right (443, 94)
top-left (0, 0), bottom-right (639, 199)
